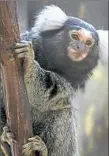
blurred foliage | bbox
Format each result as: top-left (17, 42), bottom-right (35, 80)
top-left (79, 64), bottom-right (108, 156)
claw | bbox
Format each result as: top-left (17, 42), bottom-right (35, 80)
top-left (0, 126), bottom-right (16, 156)
top-left (11, 41), bottom-right (34, 60)
top-left (1, 126), bottom-right (16, 146)
top-left (22, 136), bottom-right (48, 156)
top-left (10, 41), bottom-right (31, 50)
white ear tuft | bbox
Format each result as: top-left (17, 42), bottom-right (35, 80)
top-left (31, 5), bottom-right (68, 34)
top-left (97, 30), bottom-right (108, 65)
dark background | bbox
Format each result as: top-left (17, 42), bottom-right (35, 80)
top-left (18, 0), bottom-right (108, 32)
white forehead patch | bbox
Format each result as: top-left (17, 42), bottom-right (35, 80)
top-left (79, 28), bottom-right (92, 38)
top-left (31, 5), bottom-right (68, 36)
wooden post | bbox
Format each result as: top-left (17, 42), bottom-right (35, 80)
top-left (78, 2), bottom-right (86, 19)
top-left (0, 1), bottom-right (33, 155)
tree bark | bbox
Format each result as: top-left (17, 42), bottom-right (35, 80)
top-left (0, 1), bottom-right (33, 155)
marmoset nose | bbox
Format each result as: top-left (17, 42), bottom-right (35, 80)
top-left (76, 41), bottom-right (85, 51)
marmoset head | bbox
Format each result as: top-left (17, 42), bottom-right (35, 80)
top-left (29, 5), bottom-right (99, 88)
top-left (66, 18), bottom-right (99, 62)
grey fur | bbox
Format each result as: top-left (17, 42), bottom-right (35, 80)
top-left (24, 56), bottom-right (79, 155)
top-left (0, 5), bottom-right (108, 156)
top-left (0, 47), bottom-right (79, 156)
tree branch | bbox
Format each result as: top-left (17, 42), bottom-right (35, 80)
top-left (0, 1), bottom-right (33, 155)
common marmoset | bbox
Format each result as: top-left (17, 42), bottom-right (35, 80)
top-left (0, 5), bottom-right (108, 156)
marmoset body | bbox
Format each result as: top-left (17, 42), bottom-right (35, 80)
top-left (0, 5), bottom-right (108, 156)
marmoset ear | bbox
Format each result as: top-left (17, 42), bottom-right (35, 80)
top-left (97, 30), bottom-right (108, 65)
top-left (31, 5), bottom-right (68, 36)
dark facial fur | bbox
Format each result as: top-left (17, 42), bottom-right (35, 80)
top-left (33, 20), bottom-right (99, 89)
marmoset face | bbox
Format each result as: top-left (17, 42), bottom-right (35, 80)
top-left (38, 17), bottom-right (99, 87)
top-left (67, 28), bottom-right (96, 62)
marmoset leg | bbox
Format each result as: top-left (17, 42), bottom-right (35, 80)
top-left (1, 127), bottom-right (48, 156)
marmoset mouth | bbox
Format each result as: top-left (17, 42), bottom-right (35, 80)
top-left (67, 47), bottom-right (88, 61)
